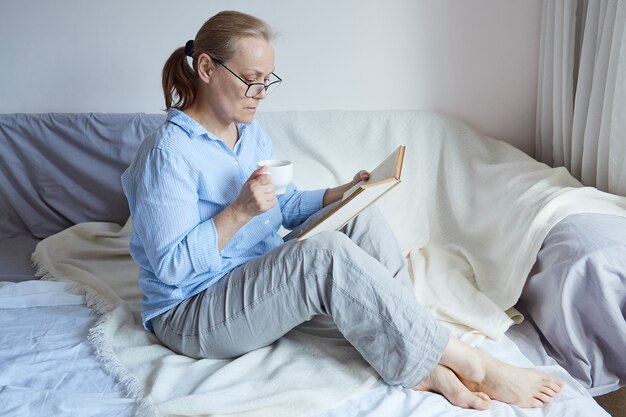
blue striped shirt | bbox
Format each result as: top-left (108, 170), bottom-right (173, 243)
top-left (121, 109), bottom-right (325, 330)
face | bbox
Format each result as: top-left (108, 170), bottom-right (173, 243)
top-left (204, 37), bottom-right (276, 125)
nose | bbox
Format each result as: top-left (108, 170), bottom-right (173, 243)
top-left (254, 87), bottom-right (268, 99)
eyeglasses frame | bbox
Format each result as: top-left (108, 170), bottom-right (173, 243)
top-left (211, 57), bottom-right (282, 98)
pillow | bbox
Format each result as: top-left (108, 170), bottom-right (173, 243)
top-left (520, 213), bottom-right (626, 395)
top-left (0, 113), bottom-right (165, 238)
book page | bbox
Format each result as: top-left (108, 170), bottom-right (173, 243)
top-left (367, 145), bottom-right (404, 183)
top-left (343, 145), bottom-right (405, 199)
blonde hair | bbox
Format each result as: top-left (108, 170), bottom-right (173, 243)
top-left (162, 10), bottom-right (276, 110)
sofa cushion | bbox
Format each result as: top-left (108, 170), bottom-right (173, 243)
top-left (0, 113), bottom-right (165, 238)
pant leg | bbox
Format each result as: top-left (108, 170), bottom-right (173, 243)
top-left (286, 203), bottom-right (411, 288)
top-left (153, 207), bottom-right (449, 388)
top-left (340, 204), bottom-right (413, 288)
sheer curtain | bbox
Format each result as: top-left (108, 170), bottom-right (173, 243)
top-left (536, 0), bottom-right (626, 196)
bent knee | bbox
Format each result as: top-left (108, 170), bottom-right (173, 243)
top-left (358, 204), bottom-right (383, 221)
top-left (300, 230), bottom-right (354, 252)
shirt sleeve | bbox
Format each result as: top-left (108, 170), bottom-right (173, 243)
top-left (125, 147), bottom-right (221, 286)
top-left (278, 187), bottom-right (326, 229)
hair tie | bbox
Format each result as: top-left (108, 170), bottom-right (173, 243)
top-left (184, 40), bottom-right (194, 57)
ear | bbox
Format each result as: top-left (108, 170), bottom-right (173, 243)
top-left (196, 53), bottom-right (214, 84)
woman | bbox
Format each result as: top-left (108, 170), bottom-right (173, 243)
top-left (122, 10), bottom-right (563, 410)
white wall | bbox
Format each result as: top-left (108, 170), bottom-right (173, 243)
top-left (0, 0), bottom-right (542, 154)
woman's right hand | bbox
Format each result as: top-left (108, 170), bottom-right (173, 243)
top-left (214, 167), bottom-right (275, 251)
top-left (231, 166), bottom-right (276, 218)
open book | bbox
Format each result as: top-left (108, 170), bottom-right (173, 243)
top-left (297, 145), bottom-right (406, 240)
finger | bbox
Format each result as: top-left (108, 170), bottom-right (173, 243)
top-left (264, 196), bottom-right (277, 208)
top-left (250, 166), bottom-right (269, 180)
top-left (354, 170), bottom-right (369, 184)
top-left (256, 190), bottom-right (277, 212)
top-left (250, 176), bottom-right (275, 197)
top-left (256, 173), bottom-right (273, 186)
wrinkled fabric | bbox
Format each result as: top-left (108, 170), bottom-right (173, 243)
top-left (521, 213), bottom-right (626, 395)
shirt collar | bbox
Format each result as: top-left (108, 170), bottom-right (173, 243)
top-left (166, 108), bottom-right (250, 143)
top-left (166, 108), bottom-right (208, 139)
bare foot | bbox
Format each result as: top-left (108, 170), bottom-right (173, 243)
top-left (414, 364), bottom-right (492, 410)
top-left (441, 338), bottom-right (565, 408)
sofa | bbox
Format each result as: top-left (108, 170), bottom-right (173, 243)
top-left (1, 110), bottom-right (624, 417)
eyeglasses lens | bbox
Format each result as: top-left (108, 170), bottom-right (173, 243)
top-left (246, 75), bottom-right (281, 98)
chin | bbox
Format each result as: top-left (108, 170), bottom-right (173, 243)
top-left (238, 112), bottom-right (256, 124)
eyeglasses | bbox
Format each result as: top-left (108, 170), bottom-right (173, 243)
top-left (212, 57), bottom-right (282, 98)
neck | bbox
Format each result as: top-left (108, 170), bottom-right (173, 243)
top-left (184, 101), bottom-right (238, 150)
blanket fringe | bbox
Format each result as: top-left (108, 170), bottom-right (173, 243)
top-left (31, 253), bottom-right (160, 417)
top-left (88, 311), bottom-right (159, 417)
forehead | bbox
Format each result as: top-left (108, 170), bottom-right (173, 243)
top-left (229, 37), bottom-right (275, 72)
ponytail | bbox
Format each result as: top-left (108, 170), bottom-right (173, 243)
top-left (162, 47), bottom-right (196, 110)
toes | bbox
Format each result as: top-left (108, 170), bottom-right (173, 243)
top-left (475, 392), bottom-right (491, 401)
top-left (551, 380), bottom-right (565, 391)
top-left (469, 392), bottom-right (492, 410)
top-left (531, 398), bottom-right (545, 408)
top-left (541, 380), bottom-right (565, 396)
top-left (542, 377), bottom-right (565, 391)
top-left (540, 386), bottom-right (558, 397)
top-left (449, 391), bottom-right (491, 410)
top-left (534, 392), bottom-right (554, 404)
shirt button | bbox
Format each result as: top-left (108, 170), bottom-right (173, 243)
top-left (233, 161), bottom-right (238, 165)
top-left (264, 220), bottom-right (270, 225)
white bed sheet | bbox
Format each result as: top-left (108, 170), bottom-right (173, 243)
top-left (0, 281), bottom-right (609, 417)
top-left (0, 281), bottom-right (136, 416)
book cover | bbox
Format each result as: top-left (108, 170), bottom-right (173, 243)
top-left (297, 145), bottom-right (405, 240)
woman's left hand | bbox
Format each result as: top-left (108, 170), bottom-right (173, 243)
top-left (352, 170), bottom-right (370, 185)
top-left (322, 170), bottom-right (371, 207)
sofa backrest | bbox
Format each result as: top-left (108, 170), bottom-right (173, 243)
top-left (1, 110), bottom-right (438, 250)
top-left (0, 113), bottom-right (165, 238)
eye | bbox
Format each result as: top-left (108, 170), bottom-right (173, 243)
top-left (243, 74), bottom-right (259, 83)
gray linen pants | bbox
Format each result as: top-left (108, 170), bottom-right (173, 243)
top-left (152, 203), bottom-right (449, 388)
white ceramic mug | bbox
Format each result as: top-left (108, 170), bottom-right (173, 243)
top-left (257, 159), bottom-right (293, 195)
